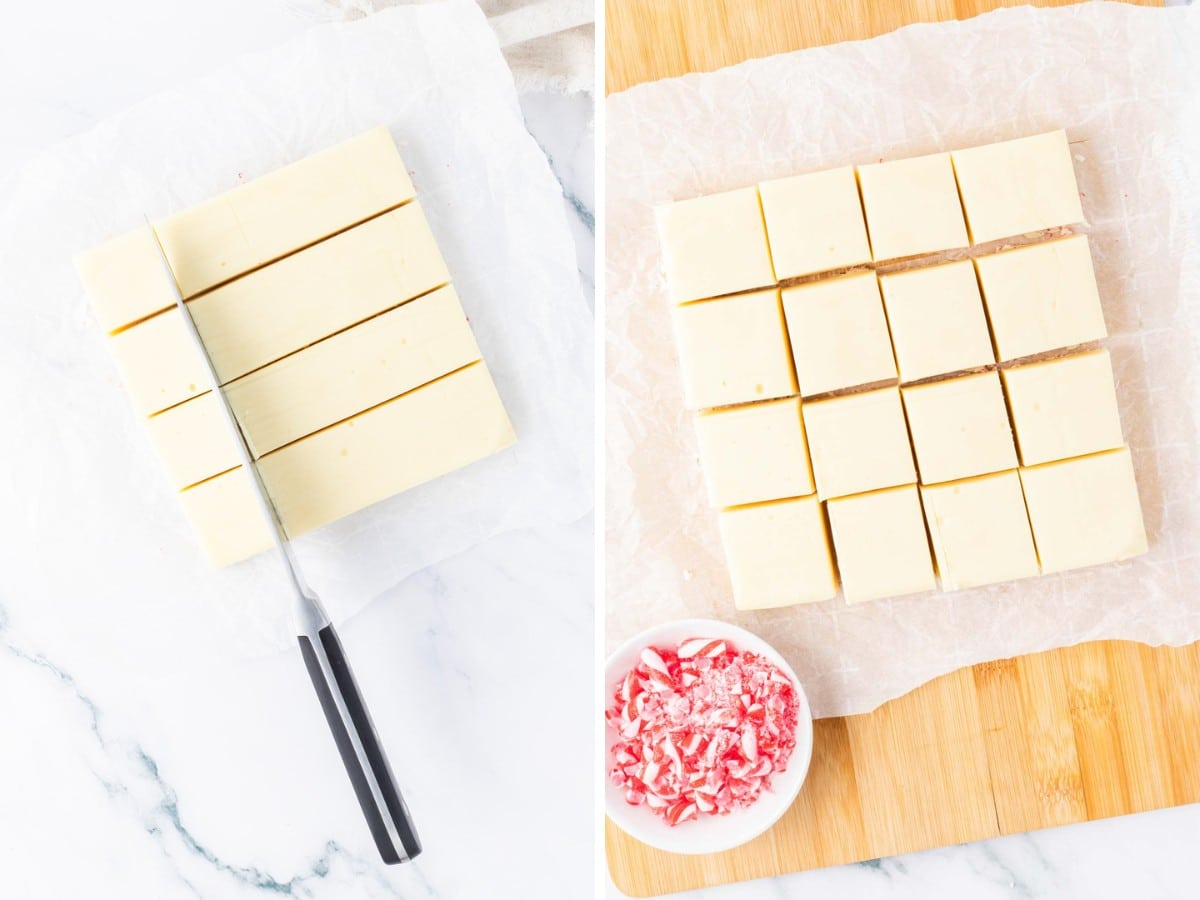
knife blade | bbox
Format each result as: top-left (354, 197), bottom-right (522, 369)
top-left (146, 219), bottom-right (421, 864)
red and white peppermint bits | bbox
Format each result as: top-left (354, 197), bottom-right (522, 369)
top-left (606, 637), bottom-right (800, 826)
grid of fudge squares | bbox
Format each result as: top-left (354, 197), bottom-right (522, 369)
top-left (75, 127), bottom-right (515, 567)
top-left (659, 131), bottom-right (1147, 610)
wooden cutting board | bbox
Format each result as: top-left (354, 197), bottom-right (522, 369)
top-left (604, 2), bottom-right (1189, 897)
top-left (605, 0), bottom-right (1162, 95)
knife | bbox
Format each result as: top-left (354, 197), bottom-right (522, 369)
top-left (146, 219), bottom-right (422, 865)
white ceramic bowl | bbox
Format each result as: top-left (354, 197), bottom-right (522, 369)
top-left (603, 618), bottom-right (814, 855)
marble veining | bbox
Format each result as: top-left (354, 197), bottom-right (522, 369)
top-left (611, 802), bottom-right (1200, 898)
top-left (0, 598), bottom-right (416, 898)
top-left (523, 89), bottom-right (597, 307)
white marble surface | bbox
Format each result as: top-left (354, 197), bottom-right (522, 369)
top-left (0, 2), bottom-right (593, 898)
top-left (609, 802), bottom-right (1200, 898)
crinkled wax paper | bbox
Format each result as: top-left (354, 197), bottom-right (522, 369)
top-left (0, 0), bottom-right (591, 652)
top-left (606, 3), bottom-right (1200, 718)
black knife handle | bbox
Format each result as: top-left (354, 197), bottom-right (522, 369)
top-left (298, 624), bottom-right (421, 864)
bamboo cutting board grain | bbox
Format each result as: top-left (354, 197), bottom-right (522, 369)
top-left (605, 0), bottom-right (1163, 95)
top-left (604, 1), bottom-right (1186, 896)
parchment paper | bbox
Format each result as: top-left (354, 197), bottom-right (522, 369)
top-left (606, 2), bottom-right (1200, 718)
top-left (0, 0), bottom-right (591, 653)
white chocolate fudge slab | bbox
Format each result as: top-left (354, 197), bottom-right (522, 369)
top-left (693, 397), bottom-right (813, 508)
top-left (1001, 349), bottom-right (1124, 467)
top-left (782, 272), bottom-right (897, 396)
top-left (827, 484), bottom-right (936, 604)
top-left (657, 187), bottom-right (776, 304)
top-left (802, 387), bottom-right (916, 499)
top-left (759, 167), bottom-right (872, 279)
top-left (717, 495), bottom-right (837, 609)
top-left (77, 127), bottom-right (416, 331)
top-left (180, 362), bottom-right (514, 567)
top-left (108, 203), bottom-right (449, 416)
top-left (672, 289), bottom-right (796, 409)
top-left (920, 471), bottom-right (1040, 590)
top-left (1019, 447), bottom-right (1146, 574)
top-left (147, 286), bottom-right (481, 488)
top-left (902, 371), bottom-right (1017, 485)
top-left (856, 152), bottom-right (969, 261)
top-left (878, 260), bottom-right (995, 382)
top-left (974, 234), bottom-right (1106, 361)
top-left (951, 130), bottom-right (1084, 245)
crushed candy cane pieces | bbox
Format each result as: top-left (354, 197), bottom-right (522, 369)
top-left (606, 637), bottom-right (800, 826)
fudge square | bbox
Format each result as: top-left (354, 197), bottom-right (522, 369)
top-left (950, 130), bottom-right (1084, 245)
top-left (1019, 447), bottom-right (1147, 574)
top-left (973, 234), bottom-right (1106, 362)
top-left (827, 484), bottom-right (937, 603)
top-left (902, 371), bottom-right (1018, 485)
top-left (759, 166), bottom-right (872, 279)
top-left (856, 151), bottom-right (969, 261)
top-left (878, 259), bottom-right (994, 383)
top-left (693, 397), bottom-right (813, 508)
top-left (672, 288), bottom-right (796, 410)
top-left (1001, 348), bottom-right (1124, 467)
top-left (920, 470), bottom-right (1040, 590)
top-left (718, 495), bottom-right (838, 609)
top-left (802, 387), bottom-right (916, 499)
top-left (656, 186), bottom-right (776, 304)
top-left (782, 271), bottom-right (897, 396)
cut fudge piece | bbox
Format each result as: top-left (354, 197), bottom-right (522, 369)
top-left (1001, 348), bottom-right (1124, 466)
top-left (951, 130), bottom-right (1084, 245)
top-left (1019, 447), bottom-right (1147, 574)
top-left (802, 387), bottom-right (916, 499)
top-left (974, 234), bottom-right (1106, 362)
top-left (672, 288), bottom-right (796, 410)
top-left (827, 484), bottom-right (936, 603)
top-left (902, 371), bottom-right (1017, 484)
top-left (693, 397), bottom-right (813, 508)
top-left (657, 186), bottom-right (776, 304)
top-left (856, 151), bottom-right (969, 261)
top-left (718, 495), bottom-right (837, 609)
top-left (920, 470), bottom-right (1040, 590)
top-left (782, 272), bottom-right (897, 396)
top-left (878, 260), bottom-right (994, 382)
top-left (759, 166), bottom-right (871, 279)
